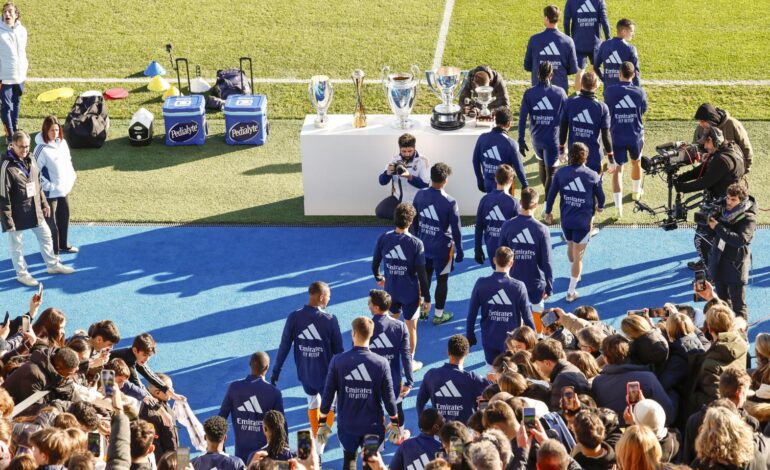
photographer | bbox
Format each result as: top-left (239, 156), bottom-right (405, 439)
top-left (458, 65), bottom-right (510, 115)
top-left (674, 126), bottom-right (745, 270)
top-left (706, 183), bottom-right (756, 319)
top-left (376, 133), bottom-right (429, 217)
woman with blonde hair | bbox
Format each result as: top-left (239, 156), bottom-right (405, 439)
top-left (752, 333), bottom-right (770, 389)
top-left (615, 424), bottom-right (661, 470)
top-left (692, 406), bottom-right (755, 469)
top-left (567, 350), bottom-right (601, 382)
top-left (621, 313), bottom-right (668, 373)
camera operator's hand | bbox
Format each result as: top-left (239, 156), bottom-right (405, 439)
top-left (519, 141), bottom-right (529, 158)
top-left (474, 247), bottom-right (485, 265)
top-left (708, 216), bottom-right (718, 230)
top-left (387, 164), bottom-right (395, 176)
top-left (399, 169), bottom-right (411, 179)
top-left (544, 213), bottom-right (553, 225)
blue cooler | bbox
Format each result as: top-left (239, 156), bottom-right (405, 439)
top-left (163, 95), bottom-right (207, 146)
top-left (224, 94), bottom-right (268, 145)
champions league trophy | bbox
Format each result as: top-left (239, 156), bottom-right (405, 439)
top-left (308, 75), bottom-right (333, 128)
top-left (352, 69), bottom-right (367, 128)
top-left (473, 85), bottom-right (495, 127)
top-left (425, 66), bottom-right (469, 131)
top-left (382, 65), bottom-right (421, 129)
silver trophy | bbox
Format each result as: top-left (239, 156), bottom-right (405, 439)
top-left (352, 69), bottom-right (367, 128)
top-left (382, 65), bottom-right (421, 129)
top-left (473, 85), bottom-right (495, 127)
top-left (425, 66), bottom-right (469, 130)
top-left (308, 75), bottom-right (333, 128)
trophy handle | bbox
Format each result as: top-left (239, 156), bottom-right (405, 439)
top-left (454, 70), bottom-right (470, 101)
top-left (381, 66), bottom-right (391, 92)
top-left (411, 64), bottom-right (422, 85)
top-left (425, 70), bottom-right (442, 100)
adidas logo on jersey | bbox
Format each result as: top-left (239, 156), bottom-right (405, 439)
top-left (298, 324), bottom-right (322, 341)
top-left (385, 245), bottom-right (407, 261)
top-left (407, 454), bottom-right (432, 470)
top-left (615, 95), bottom-right (636, 109)
top-left (237, 395), bottom-right (263, 413)
top-left (485, 205), bottom-right (506, 222)
top-left (577, 0), bottom-right (596, 13)
top-left (345, 363), bottom-right (372, 382)
top-left (573, 109), bottom-right (594, 124)
top-left (371, 332), bottom-right (394, 349)
top-left (488, 288), bottom-right (514, 305)
top-left (539, 42), bottom-right (560, 56)
top-left (420, 205), bottom-right (439, 221)
top-left (606, 50), bottom-right (622, 65)
top-left (533, 96), bottom-right (554, 111)
top-left (484, 145), bottom-right (502, 161)
top-left (563, 177), bottom-right (587, 192)
top-left (511, 228), bottom-right (536, 245)
top-left (435, 380), bottom-right (462, 398)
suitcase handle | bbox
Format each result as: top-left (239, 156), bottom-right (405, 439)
top-left (175, 58), bottom-right (191, 94)
top-left (239, 57), bottom-right (254, 96)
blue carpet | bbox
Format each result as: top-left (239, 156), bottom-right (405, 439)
top-left (1, 225), bottom-right (768, 467)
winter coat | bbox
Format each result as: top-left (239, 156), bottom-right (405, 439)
top-left (660, 428), bottom-right (681, 463)
top-left (548, 360), bottom-right (590, 411)
top-left (591, 363), bottom-right (675, 425)
top-left (3, 348), bottom-right (72, 404)
top-left (458, 65), bottom-right (511, 112)
top-left (572, 442), bottom-right (615, 470)
top-left (106, 413), bottom-right (131, 470)
top-left (660, 333), bottom-right (706, 420)
top-left (0, 149), bottom-right (49, 232)
top-left (692, 331), bottom-right (748, 410)
top-left (33, 132), bottom-right (77, 198)
top-left (676, 142), bottom-right (745, 199)
top-left (708, 197), bottom-right (757, 285)
top-left (694, 104), bottom-right (754, 168)
top-left (0, 20), bottom-right (27, 83)
top-left (139, 400), bottom-right (178, 462)
top-left (629, 329), bottom-right (669, 374)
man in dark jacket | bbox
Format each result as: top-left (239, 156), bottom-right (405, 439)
top-left (4, 346), bottom-right (79, 405)
top-left (591, 335), bottom-right (675, 424)
top-left (0, 130), bottom-right (74, 286)
top-left (458, 65), bottom-right (510, 115)
top-left (532, 338), bottom-right (589, 410)
top-left (693, 103), bottom-right (754, 172)
top-left (139, 372), bottom-right (179, 462)
top-left (675, 126), bottom-right (745, 271)
top-left (706, 183), bottom-right (756, 319)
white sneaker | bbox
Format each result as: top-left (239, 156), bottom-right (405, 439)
top-left (616, 207), bottom-right (623, 219)
top-left (412, 360), bottom-right (424, 372)
top-left (590, 227), bottom-right (600, 238)
top-left (48, 263), bottom-right (75, 275)
top-left (566, 291), bottom-right (580, 303)
top-left (16, 274), bottom-right (39, 286)
top-left (632, 188), bottom-right (644, 201)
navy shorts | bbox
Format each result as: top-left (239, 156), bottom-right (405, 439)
top-left (576, 49), bottom-right (597, 69)
top-left (534, 142), bottom-right (561, 168)
top-left (562, 227), bottom-right (591, 244)
top-left (426, 246), bottom-right (455, 277)
top-left (613, 140), bottom-right (644, 165)
top-left (391, 298), bottom-right (420, 321)
top-left (338, 426), bottom-right (385, 453)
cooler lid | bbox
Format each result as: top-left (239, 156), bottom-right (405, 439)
top-left (162, 95), bottom-right (205, 114)
top-left (224, 94), bottom-right (267, 113)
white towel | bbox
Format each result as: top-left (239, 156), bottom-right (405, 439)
top-left (172, 400), bottom-right (206, 452)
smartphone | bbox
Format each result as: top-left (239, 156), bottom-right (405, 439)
top-left (276, 463), bottom-right (291, 470)
top-left (21, 316), bottom-right (29, 333)
top-left (648, 307), bottom-right (668, 318)
top-left (626, 309), bottom-right (647, 316)
top-left (363, 434), bottom-right (380, 460)
top-left (101, 369), bottom-right (116, 397)
top-left (87, 432), bottom-right (101, 458)
top-left (562, 386), bottom-right (575, 401)
top-left (449, 437), bottom-right (464, 464)
top-left (176, 447), bottom-right (190, 470)
top-left (478, 400), bottom-right (489, 411)
top-left (694, 270), bottom-right (707, 302)
top-left (627, 381), bottom-right (641, 405)
top-left (523, 407), bottom-right (537, 429)
top-left (297, 430), bottom-right (312, 460)
top-left (2, 312), bottom-right (8, 328)
top-left (541, 309), bottom-right (558, 328)
top-left (37, 282), bottom-right (43, 298)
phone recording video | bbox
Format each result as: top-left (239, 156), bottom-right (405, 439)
top-left (523, 407), bottom-right (537, 429)
top-left (627, 381), bottom-right (641, 405)
top-left (363, 434), bottom-right (380, 460)
top-left (21, 316), bottom-right (29, 333)
top-left (541, 309), bottom-right (558, 328)
top-left (449, 437), bottom-right (464, 464)
top-left (101, 369), bottom-right (116, 397)
top-left (176, 447), bottom-right (190, 470)
top-left (297, 430), bottom-right (312, 460)
top-left (87, 432), bottom-right (102, 458)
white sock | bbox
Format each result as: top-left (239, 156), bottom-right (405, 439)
top-left (568, 277), bottom-right (579, 294)
top-left (613, 192), bottom-right (622, 209)
top-left (434, 308), bottom-right (443, 318)
top-left (632, 179), bottom-right (642, 193)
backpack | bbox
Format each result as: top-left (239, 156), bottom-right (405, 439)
top-left (64, 95), bottom-right (110, 148)
top-left (211, 68), bottom-right (251, 100)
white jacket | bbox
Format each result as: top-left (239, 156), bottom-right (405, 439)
top-left (33, 132), bottom-right (77, 197)
top-left (0, 21), bottom-right (27, 83)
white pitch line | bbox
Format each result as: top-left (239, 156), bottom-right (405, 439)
top-left (432, 0), bottom-right (456, 70)
top-left (24, 77), bottom-right (770, 86)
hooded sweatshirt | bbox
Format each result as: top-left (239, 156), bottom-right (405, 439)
top-left (0, 20), bottom-right (27, 83)
top-left (693, 103), bottom-right (754, 166)
top-left (693, 330), bottom-right (748, 409)
top-left (33, 132), bottom-right (77, 198)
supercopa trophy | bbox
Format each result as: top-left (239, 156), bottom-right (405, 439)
top-left (352, 69), bottom-right (367, 128)
top-left (425, 66), bottom-right (469, 131)
top-left (382, 65), bottom-right (421, 129)
top-left (473, 85), bottom-right (495, 127)
top-left (308, 75), bottom-right (333, 128)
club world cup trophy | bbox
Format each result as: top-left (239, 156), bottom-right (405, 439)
top-left (308, 75), bottom-right (333, 128)
top-left (382, 65), bottom-right (421, 129)
top-left (473, 85), bottom-right (495, 127)
top-left (352, 69), bottom-right (367, 128)
top-left (425, 66), bottom-right (469, 131)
